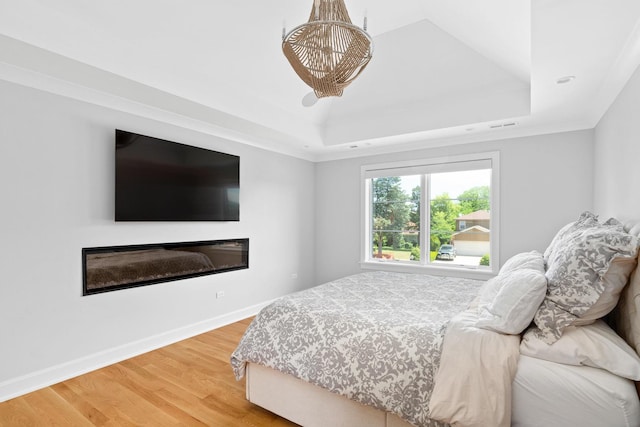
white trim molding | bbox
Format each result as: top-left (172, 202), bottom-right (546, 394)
top-left (0, 301), bottom-right (270, 403)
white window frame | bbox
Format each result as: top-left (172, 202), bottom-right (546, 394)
top-left (360, 151), bottom-right (500, 279)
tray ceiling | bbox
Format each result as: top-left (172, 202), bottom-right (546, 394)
top-left (1, 0), bottom-right (639, 161)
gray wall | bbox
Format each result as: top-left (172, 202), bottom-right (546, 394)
top-left (594, 62), bottom-right (640, 221)
top-left (0, 79), bottom-right (316, 399)
top-left (315, 131), bottom-right (595, 284)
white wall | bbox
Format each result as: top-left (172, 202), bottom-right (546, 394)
top-left (0, 79), bottom-right (316, 400)
top-left (315, 130), bottom-right (595, 284)
top-left (594, 62), bottom-right (640, 221)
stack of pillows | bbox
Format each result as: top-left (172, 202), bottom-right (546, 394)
top-left (475, 211), bottom-right (640, 380)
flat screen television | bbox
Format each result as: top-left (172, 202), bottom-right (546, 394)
top-left (115, 130), bottom-right (240, 221)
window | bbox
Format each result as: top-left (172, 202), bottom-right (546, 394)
top-left (361, 152), bottom-right (499, 277)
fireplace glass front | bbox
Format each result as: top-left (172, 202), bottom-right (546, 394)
top-left (82, 238), bottom-right (248, 295)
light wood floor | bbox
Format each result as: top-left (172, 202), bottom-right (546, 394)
top-left (0, 317), bottom-right (297, 426)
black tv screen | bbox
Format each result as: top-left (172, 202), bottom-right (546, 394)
top-left (115, 130), bottom-right (240, 221)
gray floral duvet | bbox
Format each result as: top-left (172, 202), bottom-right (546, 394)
top-left (231, 271), bottom-right (483, 427)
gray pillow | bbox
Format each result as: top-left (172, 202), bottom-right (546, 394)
top-left (534, 221), bottom-right (638, 344)
top-left (543, 211), bottom-right (599, 264)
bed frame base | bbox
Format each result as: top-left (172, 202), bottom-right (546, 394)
top-left (246, 363), bottom-right (413, 427)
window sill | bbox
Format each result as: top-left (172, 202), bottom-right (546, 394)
top-left (360, 260), bottom-right (496, 281)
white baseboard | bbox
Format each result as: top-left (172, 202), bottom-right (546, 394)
top-left (0, 301), bottom-right (270, 403)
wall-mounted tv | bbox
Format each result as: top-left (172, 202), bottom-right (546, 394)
top-left (115, 130), bottom-right (239, 221)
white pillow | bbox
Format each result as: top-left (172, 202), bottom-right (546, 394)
top-left (475, 275), bottom-right (502, 308)
top-left (500, 250), bottom-right (544, 275)
top-left (477, 250), bottom-right (544, 307)
top-left (476, 268), bottom-right (547, 335)
top-left (521, 320), bottom-right (640, 380)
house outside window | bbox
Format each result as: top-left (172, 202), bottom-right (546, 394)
top-left (361, 152), bottom-right (500, 278)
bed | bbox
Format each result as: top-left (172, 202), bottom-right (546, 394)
top-left (231, 212), bottom-right (640, 427)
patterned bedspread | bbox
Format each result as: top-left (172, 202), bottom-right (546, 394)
top-left (231, 271), bottom-right (483, 427)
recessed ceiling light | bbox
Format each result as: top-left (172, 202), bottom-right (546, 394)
top-left (349, 145), bottom-right (359, 149)
top-left (556, 75), bottom-right (576, 84)
top-left (489, 122), bottom-right (518, 129)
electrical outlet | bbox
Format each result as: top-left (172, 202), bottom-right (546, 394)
top-left (216, 291), bottom-right (225, 299)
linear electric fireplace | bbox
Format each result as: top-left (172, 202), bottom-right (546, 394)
top-left (82, 238), bottom-right (248, 295)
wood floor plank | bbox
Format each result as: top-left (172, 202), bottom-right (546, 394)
top-left (49, 382), bottom-right (110, 426)
top-left (154, 386), bottom-right (238, 427)
top-left (0, 397), bottom-right (39, 427)
top-left (99, 364), bottom-right (206, 426)
top-left (0, 318), bottom-right (297, 426)
top-left (22, 387), bottom-right (94, 426)
top-left (69, 367), bottom-right (180, 426)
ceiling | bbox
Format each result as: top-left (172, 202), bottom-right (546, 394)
top-left (1, 0), bottom-right (640, 161)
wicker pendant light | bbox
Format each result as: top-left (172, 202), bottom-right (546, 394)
top-left (282, 0), bottom-right (373, 98)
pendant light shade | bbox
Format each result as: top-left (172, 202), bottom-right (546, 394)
top-left (282, 0), bottom-right (373, 98)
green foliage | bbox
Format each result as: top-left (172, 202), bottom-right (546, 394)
top-left (393, 235), bottom-right (406, 250)
top-left (429, 193), bottom-right (459, 248)
top-left (430, 210), bottom-right (454, 246)
top-left (372, 177), bottom-right (412, 250)
top-left (370, 177), bottom-right (490, 261)
top-left (479, 254), bottom-right (490, 266)
top-left (430, 234), bottom-right (441, 251)
top-left (403, 232), bottom-right (419, 246)
top-left (430, 193), bottom-right (460, 223)
top-left (372, 177), bottom-right (410, 225)
top-left (409, 185), bottom-right (421, 228)
top-left (458, 186), bottom-right (490, 214)
top-left (373, 216), bottom-right (391, 255)
top-left (410, 246), bottom-right (421, 261)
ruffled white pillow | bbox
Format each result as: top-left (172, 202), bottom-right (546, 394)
top-left (500, 250), bottom-right (545, 275)
top-left (476, 251), bottom-right (547, 335)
